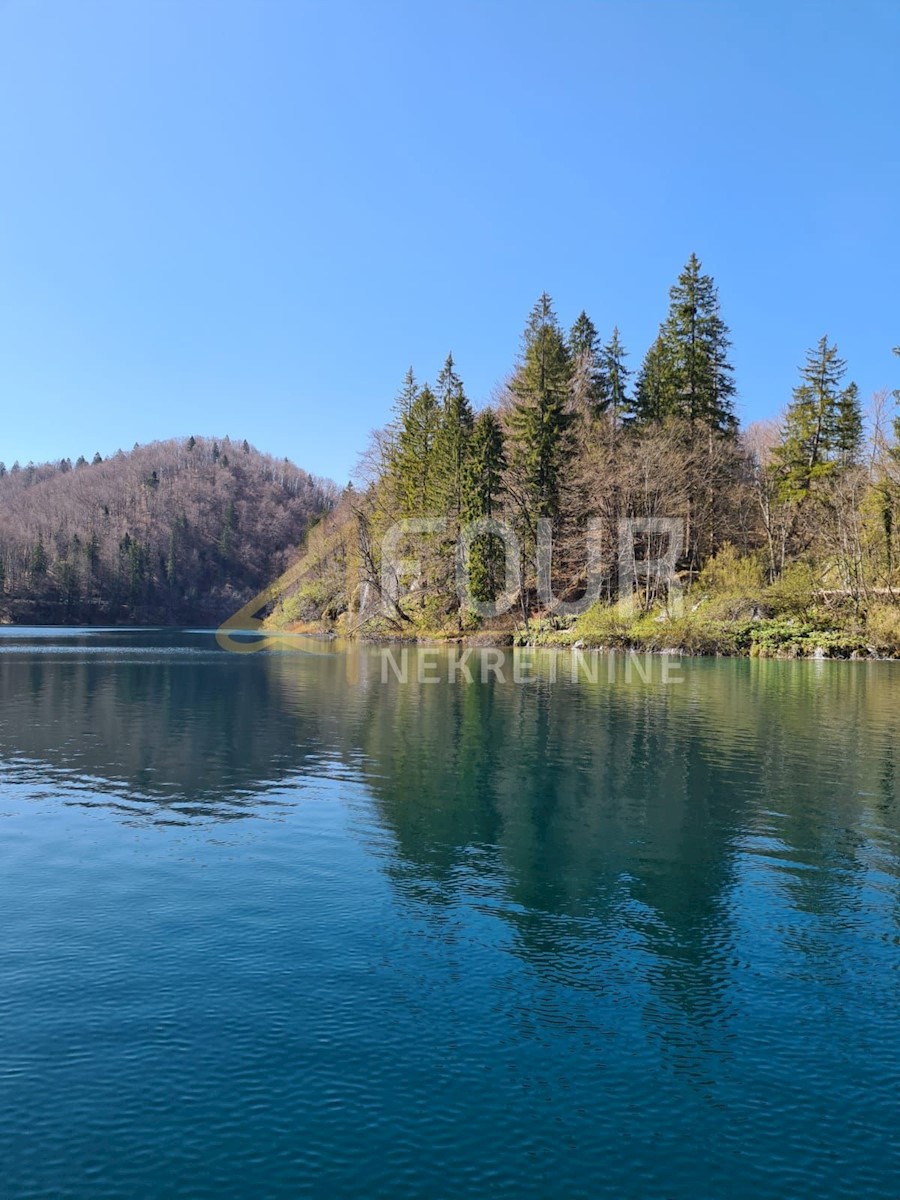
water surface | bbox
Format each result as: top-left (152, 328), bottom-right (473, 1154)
top-left (1, 630), bottom-right (899, 1197)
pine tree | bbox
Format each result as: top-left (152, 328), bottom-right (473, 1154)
top-left (833, 381), bottom-right (863, 467)
top-left (392, 382), bottom-right (442, 516)
top-left (507, 293), bottom-right (573, 526)
top-left (632, 331), bottom-right (675, 425)
top-left (29, 539), bottom-right (47, 580)
top-left (125, 537), bottom-right (147, 603)
top-left (567, 311), bottom-right (603, 416)
top-left (384, 367), bottom-right (420, 476)
top-left (435, 353), bottom-right (462, 407)
top-left (464, 411), bottom-right (505, 519)
top-left (392, 367), bottom-right (419, 428)
top-left (632, 255), bottom-right (736, 433)
top-left (596, 326), bottom-right (631, 422)
top-left (434, 354), bottom-right (474, 520)
top-left (463, 410), bottom-right (507, 601)
top-left (775, 336), bottom-right (855, 500)
top-left (661, 253), bottom-right (737, 433)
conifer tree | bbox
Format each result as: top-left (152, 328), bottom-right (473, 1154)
top-left (383, 367), bottom-right (421, 479)
top-left (434, 354), bottom-right (474, 520)
top-left (463, 409), bottom-right (507, 601)
top-left (435, 353), bottom-right (462, 407)
top-left (507, 293), bottom-right (572, 526)
top-left (86, 532), bottom-right (100, 576)
top-left (30, 539), bottom-right (47, 580)
top-left (661, 253), bottom-right (737, 433)
top-left (465, 410), bottom-right (505, 517)
top-left (597, 326), bottom-right (631, 422)
top-left (632, 256), bottom-right (736, 434)
top-left (567, 311), bottom-right (603, 415)
top-left (775, 336), bottom-right (857, 499)
top-left (833, 381), bottom-right (863, 467)
top-left (392, 367), bottom-right (419, 428)
top-left (568, 310), bottom-right (599, 359)
top-left (392, 382), bottom-right (441, 516)
top-left (632, 332), bottom-right (674, 425)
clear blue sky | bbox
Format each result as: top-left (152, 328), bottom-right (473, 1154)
top-left (1, 0), bottom-right (898, 484)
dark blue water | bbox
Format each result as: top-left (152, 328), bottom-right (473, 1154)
top-left (1, 630), bottom-right (899, 1197)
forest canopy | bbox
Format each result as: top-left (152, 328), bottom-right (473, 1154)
top-left (267, 255), bottom-right (900, 656)
top-left (0, 436), bottom-right (336, 624)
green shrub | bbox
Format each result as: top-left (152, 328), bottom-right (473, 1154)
top-left (690, 545), bottom-right (768, 621)
top-left (748, 617), bottom-right (865, 658)
top-left (763, 561), bottom-right (821, 618)
top-left (697, 544), bottom-right (766, 594)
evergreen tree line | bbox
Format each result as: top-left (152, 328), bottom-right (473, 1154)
top-left (312, 253), bottom-right (896, 633)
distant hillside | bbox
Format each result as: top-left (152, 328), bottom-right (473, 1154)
top-left (0, 437), bottom-right (337, 624)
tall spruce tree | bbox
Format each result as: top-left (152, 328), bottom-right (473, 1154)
top-left (633, 255), bottom-right (736, 433)
top-left (663, 253), bottom-right (736, 433)
top-left (632, 331), bottom-right (674, 425)
top-left (597, 325), bottom-right (631, 422)
top-left (463, 409), bottom-right (507, 601)
top-left (435, 353), bottom-right (463, 407)
top-left (568, 310), bottom-right (600, 359)
top-left (392, 381), bottom-right (442, 515)
top-left (465, 410), bottom-right (505, 518)
top-left (833, 381), bottom-right (863, 467)
top-left (775, 335), bottom-right (859, 500)
top-left (391, 367), bottom-right (419, 431)
top-left (507, 293), bottom-right (573, 526)
top-left (568, 311), bottom-right (603, 416)
top-left (434, 354), bottom-right (474, 519)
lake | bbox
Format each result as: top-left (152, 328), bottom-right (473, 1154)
top-left (1, 629), bottom-right (899, 1198)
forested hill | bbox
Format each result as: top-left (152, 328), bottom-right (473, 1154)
top-left (0, 437), bottom-right (337, 625)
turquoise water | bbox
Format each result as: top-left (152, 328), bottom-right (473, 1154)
top-left (1, 630), bottom-right (899, 1198)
